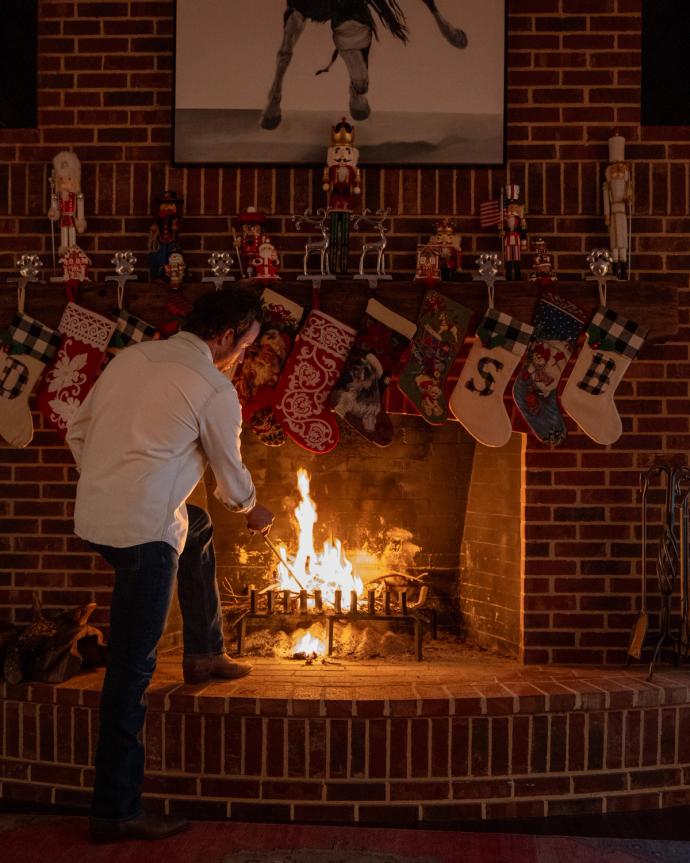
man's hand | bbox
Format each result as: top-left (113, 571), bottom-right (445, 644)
top-left (246, 503), bottom-right (274, 534)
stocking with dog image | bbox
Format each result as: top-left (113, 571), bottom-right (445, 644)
top-left (561, 306), bottom-right (648, 445)
top-left (330, 299), bottom-right (416, 446)
top-left (512, 292), bottom-right (587, 446)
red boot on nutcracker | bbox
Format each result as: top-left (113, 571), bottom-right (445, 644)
top-left (500, 185), bottom-right (527, 281)
top-left (322, 118), bottom-right (361, 275)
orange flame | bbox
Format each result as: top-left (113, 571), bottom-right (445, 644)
top-left (293, 631), bottom-right (326, 656)
top-left (276, 469), bottom-right (364, 604)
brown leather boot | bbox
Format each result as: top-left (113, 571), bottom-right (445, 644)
top-left (182, 653), bottom-right (252, 684)
top-left (90, 813), bottom-right (189, 843)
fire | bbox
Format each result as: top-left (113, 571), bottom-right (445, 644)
top-left (293, 631), bottom-right (326, 656)
top-left (276, 469), bottom-right (364, 604)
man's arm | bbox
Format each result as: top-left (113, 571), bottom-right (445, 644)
top-left (200, 387), bottom-right (273, 532)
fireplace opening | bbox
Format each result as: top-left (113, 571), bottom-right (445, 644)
top-left (162, 417), bottom-right (524, 662)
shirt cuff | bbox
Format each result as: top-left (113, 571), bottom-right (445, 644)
top-left (214, 485), bottom-right (257, 514)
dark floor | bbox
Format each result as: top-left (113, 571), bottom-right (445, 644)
top-left (2, 801), bottom-right (689, 841)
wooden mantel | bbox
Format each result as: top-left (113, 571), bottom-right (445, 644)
top-left (0, 278), bottom-right (679, 342)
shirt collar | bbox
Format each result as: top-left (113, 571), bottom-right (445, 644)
top-left (172, 330), bottom-right (214, 364)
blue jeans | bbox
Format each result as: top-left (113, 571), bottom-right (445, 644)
top-left (90, 504), bottom-right (224, 821)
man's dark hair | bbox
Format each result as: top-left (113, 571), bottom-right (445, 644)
top-left (182, 290), bottom-right (262, 341)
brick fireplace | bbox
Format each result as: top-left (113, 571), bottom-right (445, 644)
top-left (2, 0), bottom-right (690, 826)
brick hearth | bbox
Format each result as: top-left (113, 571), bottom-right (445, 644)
top-left (3, 659), bottom-right (690, 824)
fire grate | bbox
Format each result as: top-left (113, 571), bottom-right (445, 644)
top-left (233, 585), bottom-right (437, 661)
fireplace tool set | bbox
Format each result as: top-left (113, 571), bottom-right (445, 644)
top-left (224, 533), bottom-right (437, 662)
top-left (628, 464), bottom-right (690, 678)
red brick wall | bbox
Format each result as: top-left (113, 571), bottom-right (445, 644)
top-left (0, 0), bottom-right (687, 663)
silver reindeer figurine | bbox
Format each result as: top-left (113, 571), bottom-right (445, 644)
top-left (352, 208), bottom-right (391, 278)
top-left (293, 209), bottom-right (331, 277)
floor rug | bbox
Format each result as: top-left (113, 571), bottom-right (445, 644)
top-left (1, 815), bottom-right (689, 863)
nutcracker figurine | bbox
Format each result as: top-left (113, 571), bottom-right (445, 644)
top-left (529, 237), bottom-right (557, 285)
top-left (148, 190), bottom-right (184, 282)
top-left (48, 151), bottom-right (87, 256)
top-left (500, 185), bottom-right (527, 281)
top-left (429, 218), bottom-right (462, 280)
top-left (322, 117), bottom-right (361, 275)
top-left (233, 207), bottom-right (267, 278)
top-left (603, 133), bottom-right (633, 279)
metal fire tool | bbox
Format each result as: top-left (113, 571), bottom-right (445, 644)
top-left (628, 468), bottom-right (652, 662)
top-left (259, 531), bottom-right (305, 591)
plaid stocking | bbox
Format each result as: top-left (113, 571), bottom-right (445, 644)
top-left (562, 306), bottom-right (648, 445)
top-left (450, 309), bottom-right (533, 447)
top-left (0, 313), bottom-right (61, 448)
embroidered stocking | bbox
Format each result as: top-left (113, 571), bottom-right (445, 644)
top-left (449, 309), bottom-right (534, 448)
top-left (397, 289), bottom-right (471, 425)
top-left (562, 306), bottom-right (648, 445)
top-left (35, 303), bottom-right (116, 438)
top-left (272, 309), bottom-right (356, 454)
top-left (234, 288), bottom-right (304, 447)
top-left (0, 313), bottom-right (62, 448)
top-left (512, 292), bottom-right (587, 446)
top-left (330, 298), bottom-right (416, 446)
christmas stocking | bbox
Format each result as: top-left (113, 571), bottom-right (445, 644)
top-left (561, 306), bottom-right (648, 445)
top-left (272, 309), bottom-right (356, 454)
top-left (35, 303), bottom-right (116, 438)
top-left (330, 298), bottom-right (416, 446)
top-left (234, 288), bottom-right (303, 447)
top-left (159, 293), bottom-right (193, 338)
top-left (512, 292), bottom-right (588, 446)
top-left (449, 309), bottom-right (534, 447)
top-left (110, 308), bottom-right (158, 351)
top-left (397, 289), bottom-right (471, 425)
top-left (0, 313), bottom-right (62, 448)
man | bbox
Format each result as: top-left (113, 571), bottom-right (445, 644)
top-left (66, 290), bottom-right (274, 843)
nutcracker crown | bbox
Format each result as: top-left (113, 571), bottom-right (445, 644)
top-left (331, 117), bottom-right (355, 146)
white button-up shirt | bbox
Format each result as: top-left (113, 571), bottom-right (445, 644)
top-left (66, 331), bottom-right (256, 553)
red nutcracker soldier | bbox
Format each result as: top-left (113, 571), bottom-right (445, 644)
top-left (48, 151), bottom-right (87, 256)
top-left (500, 185), bottom-right (527, 281)
top-left (529, 237), bottom-right (557, 285)
top-left (322, 117), bottom-right (361, 274)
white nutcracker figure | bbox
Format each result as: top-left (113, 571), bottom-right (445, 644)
top-left (603, 133), bottom-right (633, 279)
top-left (48, 150), bottom-right (86, 256)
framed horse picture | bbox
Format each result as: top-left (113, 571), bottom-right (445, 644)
top-left (174, 0), bottom-right (506, 166)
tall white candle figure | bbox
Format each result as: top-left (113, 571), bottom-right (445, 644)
top-left (603, 133), bottom-right (632, 279)
top-left (48, 150), bottom-right (86, 255)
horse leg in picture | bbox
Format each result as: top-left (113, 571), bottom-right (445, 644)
top-left (420, 0), bottom-right (468, 49)
top-left (261, 8), bottom-right (307, 130)
top-left (332, 20), bottom-right (373, 121)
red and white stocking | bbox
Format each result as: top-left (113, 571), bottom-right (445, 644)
top-left (35, 303), bottom-right (115, 437)
top-left (272, 310), bottom-right (356, 454)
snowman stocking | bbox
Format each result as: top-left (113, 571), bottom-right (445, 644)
top-left (35, 303), bottom-right (116, 437)
top-left (562, 306), bottom-right (648, 445)
top-left (235, 288), bottom-right (304, 447)
top-left (450, 309), bottom-right (534, 447)
top-left (330, 299), bottom-right (416, 446)
top-left (397, 289), bottom-right (471, 425)
top-left (512, 292), bottom-right (588, 446)
top-left (0, 313), bottom-right (62, 447)
top-left (272, 310), bottom-right (356, 454)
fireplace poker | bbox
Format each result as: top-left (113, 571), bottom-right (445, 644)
top-left (258, 531), bottom-right (305, 591)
